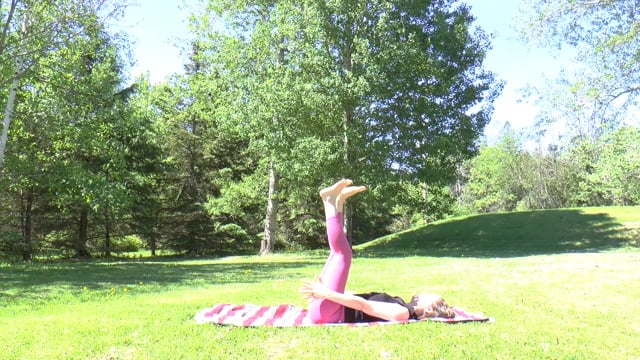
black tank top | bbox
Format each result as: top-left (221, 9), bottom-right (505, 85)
top-left (343, 292), bottom-right (417, 323)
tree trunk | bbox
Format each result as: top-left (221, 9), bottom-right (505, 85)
top-left (343, 105), bottom-right (354, 245)
top-left (342, 107), bottom-right (354, 245)
top-left (21, 190), bottom-right (33, 261)
top-left (75, 207), bottom-right (91, 258)
top-left (0, 0), bottom-right (18, 58)
top-left (422, 181), bottom-right (429, 224)
top-left (149, 232), bottom-right (157, 256)
top-left (343, 202), bottom-right (354, 247)
top-left (260, 161), bottom-right (279, 255)
top-left (0, 11), bottom-right (26, 171)
top-left (103, 209), bottom-right (111, 257)
top-left (150, 210), bottom-right (158, 256)
top-left (0, 73), bottom-right (18, 171)
top-left (341, 24), bottom-right (356, 246)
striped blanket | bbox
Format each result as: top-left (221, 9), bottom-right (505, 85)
top-left (195, 304), bottom-right (491, 327)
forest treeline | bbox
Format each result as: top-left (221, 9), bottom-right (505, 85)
top-left (1, 0), bottom-right (638, 260)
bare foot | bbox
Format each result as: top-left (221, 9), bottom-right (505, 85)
top-left (320, 179), bottom-right (366, 216)
top-left (319, 179), bottom-right (353, 202)
top-left (336, 186), bottom-right (367, 205)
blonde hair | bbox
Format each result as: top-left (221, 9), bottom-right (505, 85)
top-left (419, 299), bottom-right (455, 319)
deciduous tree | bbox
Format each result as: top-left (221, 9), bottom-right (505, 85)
top-left (518, 0), bottom-right (640, 142)
top-left (194, 0), bottom-right (499, 252)
top-left (0, 0), bottom-right (130, 171)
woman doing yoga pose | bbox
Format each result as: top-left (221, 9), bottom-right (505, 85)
top-left (299, 179), bottom-right (455, 324)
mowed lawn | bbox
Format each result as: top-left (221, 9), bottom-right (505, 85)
top-left (1, 207), bottom-right (639, 359)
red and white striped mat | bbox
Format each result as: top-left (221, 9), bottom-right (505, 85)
top-left (195, 303), bottom-right (491, 327)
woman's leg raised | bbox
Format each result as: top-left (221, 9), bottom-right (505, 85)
top-left (307, 179), bottom-right (366, 323)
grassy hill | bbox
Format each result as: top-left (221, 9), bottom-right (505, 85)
top-left (356, 206), bottom-right (640, 257)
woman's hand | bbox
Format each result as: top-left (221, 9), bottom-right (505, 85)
top-left (299, 278), bottom-right (331, 300)
top-left (300, 280), bottom-right (411, 321)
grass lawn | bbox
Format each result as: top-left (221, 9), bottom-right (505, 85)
top-left (1, 207), bottom-right (639, 359)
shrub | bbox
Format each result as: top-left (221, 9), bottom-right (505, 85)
top-left (112, 235), bottom-right (144, 253)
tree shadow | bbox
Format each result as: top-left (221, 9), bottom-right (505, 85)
top-left (356, 209), bottom-right (639, 258)
top-left (0, 257), bottom-right (324, 305)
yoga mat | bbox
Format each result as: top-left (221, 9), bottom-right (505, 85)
top-left (195, 303), bottom-right (492, 327)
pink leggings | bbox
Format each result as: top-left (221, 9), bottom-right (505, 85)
top-left (307, 213), bottom-right (351, 323)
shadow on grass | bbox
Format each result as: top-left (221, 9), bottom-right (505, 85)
top-left (356, 209), bottom-right (639, 258)
top-left (0, 257), bottom-right (324, 306)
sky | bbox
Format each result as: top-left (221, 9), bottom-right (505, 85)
top-left (116, 0), bottom-right (574, 146)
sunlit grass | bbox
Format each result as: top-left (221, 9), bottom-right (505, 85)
top-left (356, 206), bottom-right (640, 256)
top-left (1, 206), bottom-right (639, 359)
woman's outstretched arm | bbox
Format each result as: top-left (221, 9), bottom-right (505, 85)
top-left (300, 280), bottom-right (410, 321)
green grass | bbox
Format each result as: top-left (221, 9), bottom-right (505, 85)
top-left (356, 206), bottom-right (640, 257)
top-left (1, 206), bottom-right (639, 359)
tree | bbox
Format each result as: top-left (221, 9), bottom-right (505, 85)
top-left (0, 101), bottom-right (51, 260)
top-left (125, 78), bottom-right (168, 257)
top-left (0, 1), bottom-right (139, 259)
top-left (0, 0), bottom-right (130, 171)
top-left (139, 78), bottom-right (217, 255)
top-left (568, 126), bottom-right (640, 206)
top-left (195, 1), bottom-right (340, 254)
top-left (459, 126), bottom-right (537, 213)
top-left (518, 0), bottom-right (640, 143)
top-left (145, 42), bottom-right (260, 255)
top-left (49, 27), bottom-right (139, 257)
top-left (306, 0), bottom-right (500, 235)
top-left (194, 0), bottom-right (499, 252)
top-left (1, 3), bottom-right (160, 259)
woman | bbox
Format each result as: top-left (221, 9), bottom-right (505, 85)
top-left (300, 179), bottom-right (455, 324)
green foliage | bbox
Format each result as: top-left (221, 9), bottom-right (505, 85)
top-left (568, 126), bottom-right (640, 206)
top-left (182, 0), bottom-right (500, 253)
top-left (0, 231), bottom-right (21, 258)
top-left (517, 0), bottom-right (640, 144)
top-left (0, 1), bottom-right (168, 260)
top-left (460, 131), bottom-right (528, 212)
top-left (460, 126), bottom-right (640, 213)
top-left (148, 61), bottom-right (260, 254)
top-left (15, 1), bottom-right (640, 260)
top-left (0, 0), bottom-right (132, 169)
top-left (111, 235), bottom-right (143, 253)
top-left (461, 146), bottom-right (510, 212)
